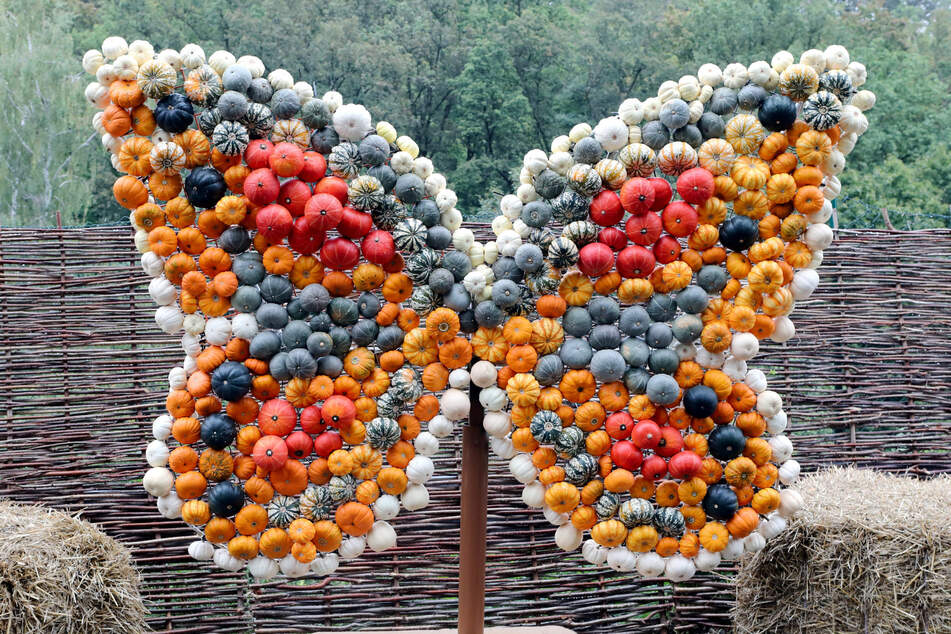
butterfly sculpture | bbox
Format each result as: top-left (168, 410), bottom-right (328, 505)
top-left (81, 37), bottom-right (874, 581)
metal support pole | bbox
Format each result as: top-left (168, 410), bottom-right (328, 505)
top-left (458, 386), bottom-right (487, 633)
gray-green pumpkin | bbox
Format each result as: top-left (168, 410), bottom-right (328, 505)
top-left (267, 495), bottom-right (299, 528)
top-left (564, 453), bottom-right (598, 486)
top-left (620, 338), bottom-right (650, 367)
top-left (554, 426), bottom-right (585, 457)
top-left (646, 374), bottom-right (680, 405)
top-left (530, 410), bottom-right (562, 445)
top-left (560, 338), bottom-right (593, 369)
top-left (591, 349), bottom-right (625, 383)
top-left (619, 498), bottom-right (654, 527)
top-left (653, 507), bottom-right (686, 537)
top-left (298, 485), bottom-right (334, 521)
top-left (393, 218), bottom-right (429, 253)
top-left (672, 314), bottom-right (704, 343)
top-left (534, 354), bottom-right (564, 386)
top-left (595, 492), bottom-right (621, 520)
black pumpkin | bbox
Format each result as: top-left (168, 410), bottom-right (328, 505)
top-left (719, 216), bottom-right (759, 252)
top-left (357, 292), bottom-right (381, 318)
top-left (155, 92), bottom-right (195, 133)
top-left (218, 226), bottom-right (251, 254)
top-left (758, 94), bottom-right (798, 132)
top-left (458, 309), bottom-right (478, 333)
top-left (376, 325), bottom-right (405, 352)
top-left (207, 482), bottom-right (245, 517)
top-left (211, 361), bottom-right (251, 402)
top-left (184, 167), bottom-right (227, 209)
top-left (702, 484), bottom-right (739, 521)
top-left (201, 413), bottom-right (236, 451)
top-left (683, 385), bottom-right (718, 418)
top-left (708, 424), bottom-right (746, 461)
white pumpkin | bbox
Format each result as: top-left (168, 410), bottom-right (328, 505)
top-left (479, 387), bottom-right (508, 412)
top-left (697, 63), bottom-right (722, 86)
top-left (463, 270), bottom-right (486, 296)
top-left (778, 459), bottom-right (801, 485)
top-left (803, 223), bottom-right (834, 252)
top-left (722, 63), bottom-right (749, 89)
top-left (516, 183), bottom-right (538, 204)
top-left (232, 313), bottom-right (258, 340)
top-left (554, 523), bottom-right (583, 552)
top-left (436, 188), bottom-right (458, 212)
top-left (756, 390), bottom-right (782, 418)
top-left (550, 134), bottom-right (572, 154)
top-left (428, 415), bottom-right (453, 439)
top-left (181, 333), bottom-right (202, 358)
top-left (183, 354), bottom-right (198, 375)
top-left (490, 436), bottom-right (516, 460)
top-left (694, 548), bottom-right (721, 571)
top-left (675, 342), bottom-right (697, 361)
top-left (406, 455), bottom-right (434, 484)
top-left (188, 540), bottom-right (214, 561)
top-left (509, 454), bottom-right (537, 484)
top-left (441, 207), bottom-right (463, 232)
top-left (373, 495), bottom-right (401, 521)
top-left (846, 61), bottom-right (867, 87)
top-left (523, 149), bottom-right (549, 175)
top-left (852, 90), bottom-right (876, 112)
top-left (168, 366), bottom-right (187, 390)
top-left (606, 546), bottom-right (637, 572)
top-left (800, 48), bottom-right (827, 74)
top-left (483, 412), bottom-right (512, 439)
top-left (482, 241), bottom-right (499, 265)
top-left (113, 54), bottom-right (139, 81)
top-left (156, 492), bottom-right (182, 519)
top-left (390, 151), bottom-right (414, 174)
top-left (790, 269), bottom-right (820, 300)
top-left (143, 467), bottom-right (174, 497)
top-left (214, 548), bottom-right (245, 572)
top-left (770, 316), bottom-right (796, 343)
top-left (512, 218), bottom-right (532, 240)
top-left (821, 174), bottom-right (842, 201)
top-left (618, 98), bottom-right (645, 124)
top-left (747, 61), bottom-right (772, 86)
top-left (367, 521), bottom-right (398, 552)
top-left (695, 348), bottom-right (726, 369)
top-left (310, 553), bottom-right (340, 576)
top-left (744, 532), bottom-right (766, 553)
top-left (248, 556), bottom-right (279, 579)
top-left (768, 435), bottom-right (794, 462)
top-left (807, 250), bottom-right (825, 270)
top-left (547, 151), bottom-right (574, 175)
top-left (582, 540), bottom-right (609, 565)
top-left (440, 389), bottom-right (470, 421)
top-left (677, 75), bottom-right (701, 101)
top-left (157, 49), bottom-right (182, 70)
top-left (593, 117), bottom-right (628, 152)
top-left (641, 97), bottom-right (661, 120)
top-left (101, 35), bottom-right (129, 60)
top-left (722, 357), bottom-right (748, 381)
top-left (146, 440), bottom-right (169, 468)
top-left (152, 414), bottom-right (173, 440)
top-left (141, 251), bottom-right (164, 278)
top-left (470, 361), bottom-right (498, 388)
top-left (778, 488), bottom-right (804, 517)
top-left (132, 228), bottom-right (150, 253)
top-left (279, 554), bottom-right (309, 578)
top-left (771, 50), bottom-right (794, 73)
top-left (425, 172), bottom-right (447, 196)
top-left (665, 554), bottom-right (696, 582)
top-left (758, 515), bottom-right (787, 539)
top-left (452, 228), bottom-right (475, 253)
top-left (448, 368), bottom-right (470, 389)
top-left (521, 481), bottom-right (545, 508)
top-left (402, 484), bottom-right (430, 511)
top-left (413, 431), bottom-right (439, 457)
top-left (731, 333), bottom-right (760, 361)
top-left (207, 50), bottom-right (236, 75)
top-left (568, 123), bottom-right (592, 143)
top-left (204, 317), bottom-right (231, 346)
top-left (182, 314), bottom-right (205, 336)
top-left (824, 44), bottom-right (850, 70)
top-left (745, 369), bottom-right (768, 393)
top-left (635, 552), bottom-right (666, 577)
top-left (496, 229), bottom-right (522, 257)
top-left (766, 410), bottom-right (788, 435)
top-left (543, 506), bottom-right (569, 526)
top-left (657, 80), bottom-right (679, 103)
top-left (468, 242), bottom-right (485, 267)
top-left (720, 536), bottom-right (746, 561)
top-left (179, 43), bottom-right (206, 69)
top-left (413, 156), bottom-right (433, 179)
top-left (154, 305), bottom-right (184, 334)
top-left (338, 536), bottom-right (366, 560)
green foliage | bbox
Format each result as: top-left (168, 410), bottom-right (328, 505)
top-left (1, 0), bottom-right (948, 227)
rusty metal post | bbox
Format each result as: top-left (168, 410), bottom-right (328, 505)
top-left (458, 386), bottom-right (487, 633)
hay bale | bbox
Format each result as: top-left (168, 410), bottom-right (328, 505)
top-left (734, 467), bottom-right (951, 633)
top-left (0, 501), bottom-right (145, 633)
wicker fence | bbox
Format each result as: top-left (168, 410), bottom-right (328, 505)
top-left (1, 225), bottom-right (950, 633)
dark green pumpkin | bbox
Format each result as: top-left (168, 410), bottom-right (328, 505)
top-left (708, 425), bottom-right (746, 461)
top-left (201, 413), bottom-right (236, 451)
top-left (683, 385), bottom-right (718, 418)
top-left (328, 298), bottom-right (359, 326)
top-left (259, 275), bottom-right (294, 305)
top-left (184, 166), bottom-right (227, 209)
top-left (703, 484), bottom-right (739, 521)
top-left (207, 481), bottom-right (244, 517)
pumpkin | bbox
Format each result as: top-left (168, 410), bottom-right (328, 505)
top-left (559, 370), bottom-right (596, 404)
top-left (235, 504), bottom-right (269, 535)
top-left (438, 337), bottom-right (473, 370)
top-left (335, 502), bottom-right (375, 536)
top-left (471, 327), bottom-right (508, 363)
top-left (313, 520), bottom-right (342, 553)
top-left (699, 522), bottom-right (729, 553)
top-left (591, 519), bottom-right (628, 548)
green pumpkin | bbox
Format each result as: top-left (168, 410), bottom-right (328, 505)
top-left (595, 492), bottom-right (621, 520)
top-left (530, 410), bottom-right (562, 445)
top-left (212, 121), bottom-right (250, 156)
top-left (327, 475), bottom-right (356, 503)
top-left (327, 297), bottom-right (359, 327)
top-left (348, 175), bottom-right (385, 212)
top-left (389, 367), bottom-right (422, 402)
top-left (328, 142), bottom-right (361, 179)
top-left (562, 221), bottom-right (598, 247)
top-left (393, 218), bottom-right (429, 253)
top-left (298, 485), bottom-right (334, 521)
top-left (618, 498), bottom-right (654, 527)
top-left (547, 237), bottom-right (579, 269)
top-left (376, 391), bottom-right (403, 419)
top-left (267, 495), bottom-right (300, 528)
top-left (405, 248), bottom-right (441, 284)
top-left (555, 426), bottom-right (585, 458)
top-left (366, 417), bottom-right (401, 451)
top-left (563, 453), bottom-right (598, 486)
top-left (240, 103), bottom-right (275, 139)
top-left (652, 507), bottom-right (686, 538)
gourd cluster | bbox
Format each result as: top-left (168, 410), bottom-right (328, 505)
top-left (465, 46), bottom-right (874, 580)
top-left (82, 37), bottom-right (477, 579)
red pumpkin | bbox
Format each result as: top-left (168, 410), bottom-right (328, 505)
top-left (597, 227), bottom-right (627, 251)
top-left (362, 230), bottom-right (396, 265)
top-left (619, 178), bottom-right (655, 215)
top-left (641, 454), bottom-right (668, 480)
top-left (338, 207), bottom-right (373, 239)
top-left (258, 399), bottom-right (297, 436)
top-left (631, 419), bottom-right (662, 449)
top-left (314, 430), bottom-right (343, 457)
top-left (610, 439), bottom-right (643, 471)
top-left (252, 435), bottom-right (288, 472)
top-left (285, 430), bottom-right (313, 460)
top-left (676, 167), bottom-right (715, 205)
top-left (578, 242), bottom-right (615, 277)
top-left (668, 450), bottom-right (702, 479)
top-left (300, 405), bottom-right (326, 435)
top-left (305, 193), bottom-right (344, 232)
top-left (589, 190), bottom-right (624, 226)
top-left (321, 395), bottom-right (356, 429)
top-left (269, 142), bottom-right (305, 178)
top-left (625, 212), bottom-right (662, 246)
top-left (653, 234), bottom-right (682, 264)
top-left (244, 168), bottom-right (280, 205)
top-left (616, 245), bottom-right (655, 279)
top-left (256, 204), bottom-right (293, 242)
top-left (288, 217), bottom-right (326, 255)
top-left (320, 237), bottom-right (360, 270)
top-left (278, 179), bottom-right (312, 217)
top-left (383, 252), bottom-right (405, 274)
top-left (314, 176), bottom-right (349, 204)
top-left (605, 411), bottom-right (634, 440)
top-left (662, 201), bottom-right (699, 238)
top-left (244, 140), bottom-right (274, 170)
top-left (648, 177), bottom-right (673, 211)
top-left (655, 425), bottom-right (685, 457)
top-left (299, 151), bottom-right (328, 182)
